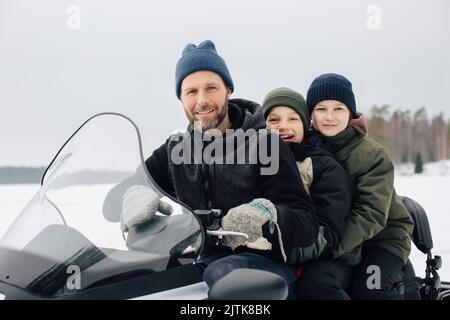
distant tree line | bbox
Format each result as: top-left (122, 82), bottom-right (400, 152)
top-left (0, 167), bottom-right (46, 184)
top-left (1, 106), bottom-right (449, 183)
top-left (0, 167), bottom-right (132, 185)
top-left (366, 105), bottom-right (450, 172)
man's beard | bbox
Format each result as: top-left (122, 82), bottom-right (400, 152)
top-left (192, 97), bottom-right (228, 132)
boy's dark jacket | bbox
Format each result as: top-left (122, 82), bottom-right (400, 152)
top-left (287, 133), bottom-right (353, 264)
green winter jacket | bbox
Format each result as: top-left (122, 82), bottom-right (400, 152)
top-left (324, 124), bottom-right (414, 265)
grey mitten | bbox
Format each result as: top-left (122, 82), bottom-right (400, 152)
top-left (121, 185), bottom-right (173, 232)
top-left (221, 198), bottom-right (287, 262)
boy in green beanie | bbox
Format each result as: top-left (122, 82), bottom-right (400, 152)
top-left (262, 87), bottom-right (353, 299)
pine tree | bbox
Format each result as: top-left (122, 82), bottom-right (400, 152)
top-left (414, 152), bottom-right (424, 174)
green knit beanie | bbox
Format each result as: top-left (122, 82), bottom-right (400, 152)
top-left (261, 87), bottom-right (309, 135)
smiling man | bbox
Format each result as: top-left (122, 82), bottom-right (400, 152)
top-left (116, 40), bottom-right (318, 298)
top-left (180, 70), bottom-right (231, 132)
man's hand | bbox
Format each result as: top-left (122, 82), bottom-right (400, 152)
top-left (221, 198), bottom-right (287, 262)
top-left (120, 185), bottom-right (172, 232)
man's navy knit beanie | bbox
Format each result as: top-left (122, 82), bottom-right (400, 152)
top-left (175, 40), bottom-right (234, 99)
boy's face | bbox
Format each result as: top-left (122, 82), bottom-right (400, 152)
top-left (311, 100), bottom-right (351, 137)
top-left (180, 70), bottom-right (231, 132)
top-left (266, 106), bottom-right (304, 143)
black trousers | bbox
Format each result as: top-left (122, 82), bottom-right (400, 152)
top-left (296, 258), bottom-right (353, 300)
top-left (350, 246), bottom-right (405, 300)
top-left (296, 246), bottom-right (405, 300)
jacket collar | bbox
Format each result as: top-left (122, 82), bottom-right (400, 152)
top-left (313, 113), bottom-right (368, 153)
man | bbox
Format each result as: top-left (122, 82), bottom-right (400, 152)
top-left (113, 40), bottom-right (318, 297)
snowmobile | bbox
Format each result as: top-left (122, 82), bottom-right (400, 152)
top-left (0, 113), bottom-right (448, 300)
top-left (0, 112), bottom-right (287, 300)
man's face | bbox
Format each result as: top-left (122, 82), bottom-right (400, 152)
top-left (180, 70), bottom-right (231, 132)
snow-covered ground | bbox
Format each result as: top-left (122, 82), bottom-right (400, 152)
top-left (394, 161), bottom-right (450, 280)
top-left (0, 161), bottom-right (449, 289)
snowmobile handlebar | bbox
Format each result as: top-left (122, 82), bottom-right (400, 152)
top-left (206, 229), bottom-right (249, 239)
top-left (194, 209), bottom-right (249, 246)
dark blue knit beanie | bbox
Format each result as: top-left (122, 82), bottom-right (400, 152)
top-left (175, 40), bottom-right (234, 99)
top-left (306, 73), bottom-right (357, 116)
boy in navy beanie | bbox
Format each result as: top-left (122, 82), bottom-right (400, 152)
top-left (305, 73), bottom-right (413, 300)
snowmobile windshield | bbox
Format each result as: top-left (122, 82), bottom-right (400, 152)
top-left (0, 113), bottom-right (204, 298)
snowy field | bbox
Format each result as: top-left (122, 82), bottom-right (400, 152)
top-left (394, 161), bottom-right (450, 280)
top-left (0, 161), bottom-right (449, 287)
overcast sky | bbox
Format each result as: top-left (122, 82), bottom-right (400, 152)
top-left (1, 0), bottom-right (449, 166)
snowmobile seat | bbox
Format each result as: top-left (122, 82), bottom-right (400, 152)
top-left (399, 196), bottom-right (442, 300)
top-left (400, 196), bottom-right (433, 253)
